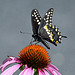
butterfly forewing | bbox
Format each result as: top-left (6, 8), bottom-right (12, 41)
top-left (31, 9), bottom-right (41, 34)
top-left (39, 8), bottom-right (54, 30)
top-left (43, 8), bottom-right (54, 25)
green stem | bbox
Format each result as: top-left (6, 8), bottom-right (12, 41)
top-left (33, 68), bottom-right (38, 75)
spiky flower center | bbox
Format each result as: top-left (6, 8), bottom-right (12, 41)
top-left (18, 45), bottom-right (51, 69)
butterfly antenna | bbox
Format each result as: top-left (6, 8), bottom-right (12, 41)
top-left (29, 38), bottom-right (34, 45)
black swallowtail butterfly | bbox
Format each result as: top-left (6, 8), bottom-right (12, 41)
top-left (31, 8), bottom-right (67, 49)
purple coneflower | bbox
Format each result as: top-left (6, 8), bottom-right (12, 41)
top-left (0, 45), bottom-right (61, 75)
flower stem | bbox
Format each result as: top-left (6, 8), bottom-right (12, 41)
top-left (33, 68), bottom-right (38, 75)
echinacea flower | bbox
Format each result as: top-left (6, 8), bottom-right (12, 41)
top-left (0, 45), bottom-right (61, 75)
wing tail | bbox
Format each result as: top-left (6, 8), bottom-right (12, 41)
top-left (40, 37), bottom-right (50, 49)
top-left (62, 35), bottom-right (67, 38)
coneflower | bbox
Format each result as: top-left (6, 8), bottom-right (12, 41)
top-left (0, 45), bottom-right (61, 75)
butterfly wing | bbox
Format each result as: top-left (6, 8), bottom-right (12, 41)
top-left (31, 9), bottom-right (41, 35)
top-left (38, 8), bottom-right (54, 39)
top-left (39, 8), bottom-right (67, 46)
top-left (39, 8), bottom-right (54, 30)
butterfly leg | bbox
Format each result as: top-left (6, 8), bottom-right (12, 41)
top-left (29, 38), bottom-right (34, 45)
top-left (29, 38), bottom-right (39, 45)
top-left (35, 41), bottom-right (39, 45)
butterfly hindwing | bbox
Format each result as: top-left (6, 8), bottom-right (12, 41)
top-left (31, 9), bottom-right (41, 34)
top-left (39, 8), bottom-right (67, 46)
top-left (43, 24), bottom-right (62, 45)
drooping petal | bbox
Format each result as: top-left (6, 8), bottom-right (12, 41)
top-left (0, 57), bottom-right (19, 70)
top-left (23, 67), bottom-right (33, 75)
top-left (0, 58), bottom-right (21, 72)
top-left (0, 57), bottom-right (19, 66)
top-left (46, 66), bottom-right (61, 75)
top-left (42, 69), bottom-right (50, 75)
top-left (38, 69), bottom-right (45, 75)
top-left (48, 64), bottom-right (59, 71)
top-left (1, 64), bottom-right (22, 75)
top-left (0, 58), bottom-right (12, 70)
top-left (0, 58), bottom-right (12, 66)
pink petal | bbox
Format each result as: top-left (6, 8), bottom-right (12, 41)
top-left (0, 56), bottom-right (18, 66)
top-left (1, 59), bottom-right (21, 72)
top-left (1, 64), bottom-right (22, 75)
top-left (48, 64), bottom-right (59, 71)
top-left (0, 58), bottom-right (12, 70)
top-left (23, 67), bottom-right (33, 75)
top-left (42, 69), bottom-right (50, 75)
top-left (0, 58), bottom-right (12, 65)
top-left (46, 67), bottom-right (55, 75)
top-left (19, 69), bottom-right (26, 75)
top-left (46, 67), bottom-right (61, 75)
top-left (38, 69), bottom-right (45, 75)
top-left (19, 65), bottom-right (28, 75)
top-left (24, 64), bottom-right (28, 68)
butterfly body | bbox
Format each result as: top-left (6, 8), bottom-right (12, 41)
top-left (32, 34), bottom-right (40, 41)
top-left (32, 33), bottom-right (50, 49)
top-left (31, 8), bottom-right (67, 49)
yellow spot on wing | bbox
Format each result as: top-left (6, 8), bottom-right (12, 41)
top-left (51, 39), bottom-right (54, 42)
top-left (47, 32), bottom-right (50, 34)
top-left (46, 29), bottom-right (49, 31)
top-left (55, 28), bottom-right (58, 31)
top-left (51, 32), bottom-right (53, 36)
top-left (49, 24), bottom-right (51, 27)
top-left (55, 41), bottom-right (58, 44)
top-left (58, 32), bottom-right (60, 35)
top-left (48, 30), bottom-right (50, 33)
top-left (52, 26), bottom-right (54, 28)
top-left (49, 32), bottom-right (53, 39)
top-left (44, 25), bottom-right (49, 32)
top-left (44, 26), bottom-right (47, 29)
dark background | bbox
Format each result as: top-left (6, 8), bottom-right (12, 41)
top-left (0, 0), bottom-right (75, 75)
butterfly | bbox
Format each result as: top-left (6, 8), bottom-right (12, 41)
top-left (31, 8), bottom-right (67, 49)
